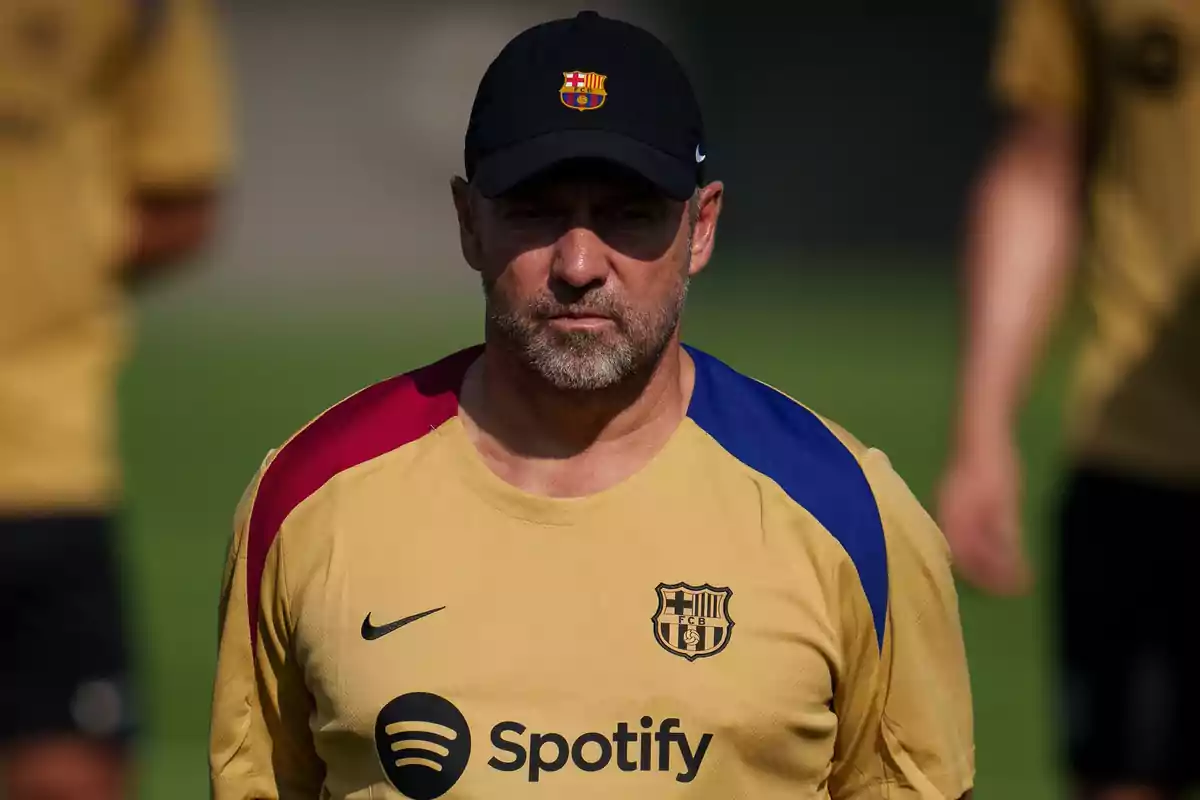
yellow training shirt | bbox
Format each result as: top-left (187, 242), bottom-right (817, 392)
top-left (211, 346), bottom-right (974, 799)
top-left (0, 0), bottom-right (231, 512)
top-left (994, 0), bottom-right (1200, 482)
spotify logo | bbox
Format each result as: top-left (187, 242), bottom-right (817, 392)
top-left (374, 692), bottom-right (472, 800)
top-left (375, 692), bottom-right (713, 791)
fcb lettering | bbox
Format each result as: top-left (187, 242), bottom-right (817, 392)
top-left (560, 70), bottom-right (608, 111)
top-left (652, 582), bottom-right (735, 661)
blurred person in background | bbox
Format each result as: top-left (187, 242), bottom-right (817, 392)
top-left (938, 0), bottom-right (1199, 798)
top-left (0, 1), bottom-right (231, 799)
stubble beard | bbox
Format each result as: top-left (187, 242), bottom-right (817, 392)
top-left (484, 273), bottom-right (689, 392)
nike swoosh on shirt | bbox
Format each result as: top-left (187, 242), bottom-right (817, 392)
top-left (361, 606), bottom-right (445, 641)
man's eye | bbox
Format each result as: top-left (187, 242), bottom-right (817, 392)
top-left (613, 207), bottom-right (657, 223)
top-left (504, 205), bottom-right (555, 221)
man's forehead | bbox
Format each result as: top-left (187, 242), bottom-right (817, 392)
top-left (497, 159), bottom-right (672, 203)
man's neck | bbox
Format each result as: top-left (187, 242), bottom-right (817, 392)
top-left (457, 337), bottom-right (694, 497)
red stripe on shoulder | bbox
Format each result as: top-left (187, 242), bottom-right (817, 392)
top-left (245, 346), bottom-right (479, 649)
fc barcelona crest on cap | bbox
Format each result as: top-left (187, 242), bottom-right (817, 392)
top-left (560, 70), bottom-right (607, 111)
top-left (652, 582), bottom-right (734, 661)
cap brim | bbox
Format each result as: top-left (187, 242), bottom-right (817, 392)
top-left (471, 129), bottom-right (696, 201)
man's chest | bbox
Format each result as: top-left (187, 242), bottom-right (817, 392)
top-left (285, 499), bottom-right (846, 797)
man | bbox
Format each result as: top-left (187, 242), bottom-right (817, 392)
top-left (938, 0), bottom-right (1200, 798)
top-left (210, 11), bottom-right (973, 799)
top-left (0, 1), bottom-right (231, 799)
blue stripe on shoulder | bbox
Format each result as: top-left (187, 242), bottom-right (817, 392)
top-left (684, 345), bottom-right (888, 650)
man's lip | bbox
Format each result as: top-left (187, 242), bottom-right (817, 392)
top-left (547, 312), bottom-right (611, 320)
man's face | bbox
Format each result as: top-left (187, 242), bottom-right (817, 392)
top-left (454, 160), bottom-right (721, 391)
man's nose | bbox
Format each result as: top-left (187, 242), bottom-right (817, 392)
top-left (551, 225), bottom-right (609, 288)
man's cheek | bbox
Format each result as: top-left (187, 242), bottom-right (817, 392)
top-left (483, 273), bottom-right (527, 314)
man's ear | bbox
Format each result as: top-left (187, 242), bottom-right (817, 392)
top-left (450, 176), bottom-right (482, 273)
top-left (688, 180), bottom-right (723, 277)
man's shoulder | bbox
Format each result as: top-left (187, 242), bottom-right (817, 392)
top-left (246, 346), bottom-right (479, 534)
top-left (685, 346), bottom-right (889, 646)
top-left (685, 345), bottom-right (871, 471)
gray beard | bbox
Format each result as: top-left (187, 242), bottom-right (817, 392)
top-left (485, 276), bottom-right (689, 392)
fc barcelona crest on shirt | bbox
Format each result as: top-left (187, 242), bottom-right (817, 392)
top-left (560, 70), bottom-right (607, 111)
top-left (652, 582), bottom-right (734, 661)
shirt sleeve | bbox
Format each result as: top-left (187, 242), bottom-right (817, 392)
top-left (209, 455), bottom-right (326, 800)
top-left (118, 0), bottom-right (234, 190)
top-left (992, 0), bottom-right (1087, 115)
top-left (828, 448), bottom-right (975, 799)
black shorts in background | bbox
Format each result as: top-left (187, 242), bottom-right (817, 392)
top-left (0, 514), bottom-right (136, 748)
top-left (1057, 465), bottom-right (1200, 791)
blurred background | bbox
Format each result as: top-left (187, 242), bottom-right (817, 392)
top-left (64, 0), bottom-right (1064, 796)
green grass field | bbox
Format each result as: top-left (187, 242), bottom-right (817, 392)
top-left (117, 259), bottom-right (1074, 798)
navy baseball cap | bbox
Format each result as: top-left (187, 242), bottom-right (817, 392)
top-left (464, 10), bottom-right (705, 201)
